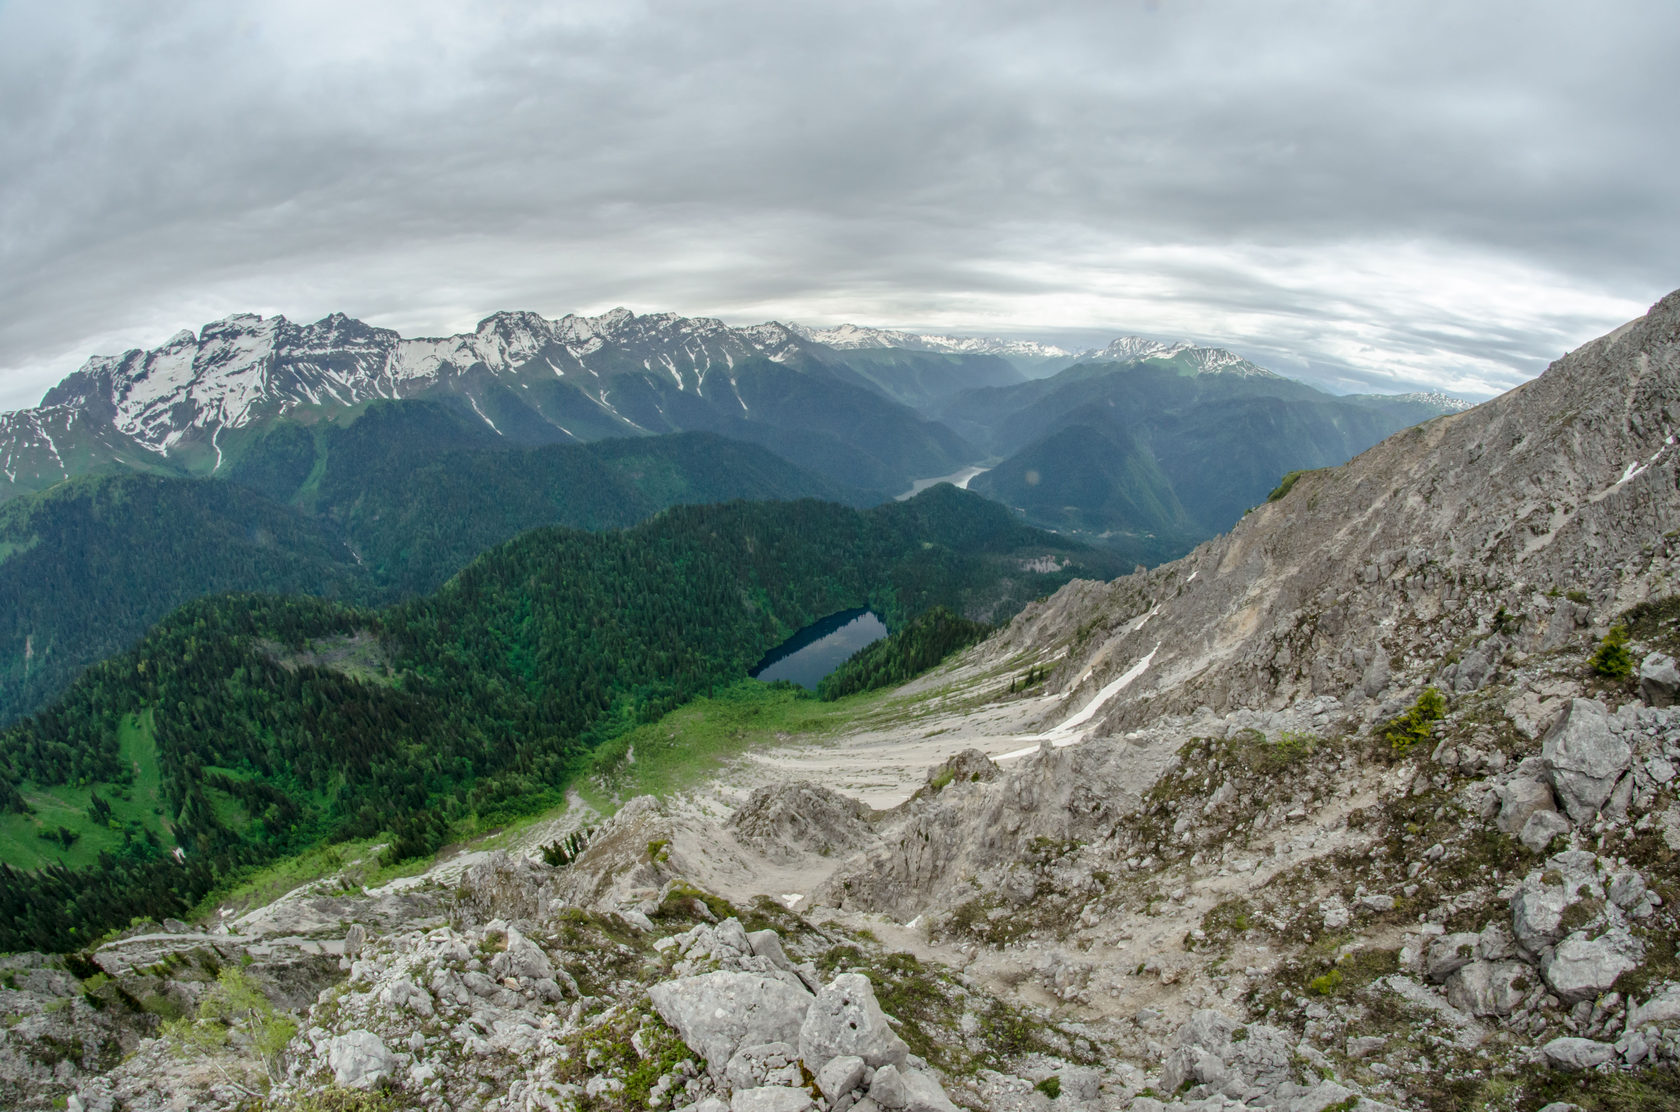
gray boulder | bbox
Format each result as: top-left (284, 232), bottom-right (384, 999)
top-left (1628, 984), bottom-right (1680, 1030)
top-left (1478, 921), bottom-right (1518, 962)
top-left (326, 1030), bottom-right (395, 1089)
top-left (866, 1064), bottom-right (958, 1112)
top-left (1542, 700), bottom-right (1632, 823)
top-left (1509, 853), bottom-right (1602, 956)
top-left (747, 930), bottom-right (795, 970)
top-left (1159, 1044), bottom-right (1227, 1095)
top-left (816, 1055), bottom-right (869, 1105)
top-left (650, 971), bottom-right (814, 1076)
top-left (799, 973), bottom-right (909, 1074)
top-left (1641, 653), bottom-right (1679, 708)
top-left (1424, 933), bottom-right (1480, 983)
top-left (1542, 932), bottom-right (1638, 1003)
top-left (1608, 871), bottom-right (1649, 909)
top-left (1520, 810), bottom-right (1572, 855)
top-left (1496, 776), bottom-right (1558, 835)
top-left (732, 1087), bottom-right (815, 1112)
top-left (489, 927), bottom-right (553, 981)
top-left (1284, 1081), bottom-right (1362, 1112)
top-left (1445, 960), bottom-right (1531, 1017)
top-left (1541, 1036), bottom-right (1615, 1071)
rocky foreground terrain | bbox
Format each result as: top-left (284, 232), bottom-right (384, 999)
top-left (3, 291), bottom-right (1680, 1111)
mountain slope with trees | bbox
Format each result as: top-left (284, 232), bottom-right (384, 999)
top-left (0, 402), bottom-right (866, 726)
top-left (0, 486), bottom-right (1118, 949)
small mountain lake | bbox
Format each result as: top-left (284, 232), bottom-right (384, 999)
top-left (750, 608), bottom-right (888, 690)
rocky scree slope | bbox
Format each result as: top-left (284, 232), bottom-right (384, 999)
top-left (992, 288), bottom-right (1680, 740)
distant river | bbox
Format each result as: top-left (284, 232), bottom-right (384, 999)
top-left (750, 609), bottom-right (888, 690)
top-left (895, 464), bottom-right (992, 501)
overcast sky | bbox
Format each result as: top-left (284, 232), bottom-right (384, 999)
top-left (1, 0), bottom-right (1675, 412)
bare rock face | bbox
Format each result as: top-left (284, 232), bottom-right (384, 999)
top-left (925, 748), bottom-right (1000, 787)
top-left (728, 782), bottom-right (878, 865)
top-left (814, 738), bottom-right (1168, 918)
top-left (986, 289), bottom-right (1680, 737)
top-left (1541, 700), bottom-right (1632, 823)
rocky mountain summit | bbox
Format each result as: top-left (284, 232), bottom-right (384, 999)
top-left (1, 293), bottom-right (1676, 1111)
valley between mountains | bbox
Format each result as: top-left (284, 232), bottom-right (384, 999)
top-left (2, 292), bottom-right (1678, 1112)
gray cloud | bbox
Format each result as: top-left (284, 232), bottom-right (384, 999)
top-left (2, 0), bottom-right (1675, 411)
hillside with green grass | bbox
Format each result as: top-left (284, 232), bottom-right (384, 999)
top-left (0, 486), bottom-right (1115, 949)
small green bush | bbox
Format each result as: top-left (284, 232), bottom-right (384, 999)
top-left (1036, 1076), bottom-right (1062, 1099)
top-left (1383, 687), bottom-right (1447, 755)
top-left (1590, 626), bottom-right (1634, 679)
top-left (1308, 968), bottom-right (1344, 995)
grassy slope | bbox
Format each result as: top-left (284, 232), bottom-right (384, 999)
top-left (0, 711), bottom-right (175, 870)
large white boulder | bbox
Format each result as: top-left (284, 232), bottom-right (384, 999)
top-left (798, 973), bottom-right (909, 1074)
top-left (732, 1087), bottom-right (815, 1112)
top-left (650, 971), bottom-right (814, 1077)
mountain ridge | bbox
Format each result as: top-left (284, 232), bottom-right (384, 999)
top-left (2, 308), bottom-right (1470, 503)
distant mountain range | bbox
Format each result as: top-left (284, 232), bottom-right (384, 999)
top-left (0, 309), bottom-right (1469, 506)
top-left (0, 308), bottom-right (1469, 720)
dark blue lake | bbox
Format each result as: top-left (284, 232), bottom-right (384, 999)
top-left (750, 608), bottom-right (888, 690)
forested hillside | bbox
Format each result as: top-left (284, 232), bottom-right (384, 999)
top-left (0, 487), bottom-right (1115, 949)
top-left (0, 401), bottom-right (866, 725)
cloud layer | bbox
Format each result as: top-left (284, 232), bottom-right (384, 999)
top-left (2, 0), bottom-right (1675, 410)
